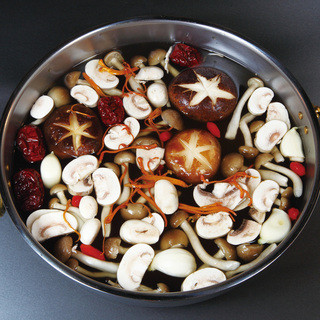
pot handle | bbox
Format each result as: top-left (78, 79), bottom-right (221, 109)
top-left (314, 105), bottom-right (320, 119)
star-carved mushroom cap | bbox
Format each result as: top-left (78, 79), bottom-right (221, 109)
top-left (43, 104), bottom-right (103, 159)
top-left (168, 67), bottom-right (237, 122)
top-left (165, 129), bottom-right (221, 184)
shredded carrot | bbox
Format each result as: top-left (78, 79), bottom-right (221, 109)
top-left (67, 104), bottom-right (95, 118)
top-left (62, 200), bottom-right (81, 241)
top-left (119, 163), bottom-right (128, 185)
top-left (82, 72), bottom-right (107, 97)
top-left (98, 59), bottom-right (139, 75)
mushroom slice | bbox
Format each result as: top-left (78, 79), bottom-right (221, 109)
top-left (252, 180), bottom-right (280, 212)
top-left (31, 211), bottom-right (78, 242)
top-left (247, 87), bottom-right (274, 115)
top-left (249, 208), bottom-right (266, 224)
top-left (104, 124), bottom-right (134, 150)
top-left (40, 152), bottom-right (62, 189)
top-left (134, 66), bottom-right (164, 81)
top-left (147, 82), bottom-right (169, 108)
top-left (123, 117), bottom-right (140, 138)
top-left (123, 93), bottom-right (152, 120)
top-left (266, 102), bottom-right (291, 129)
top-left (227, 219), bottom-right (261, 245)
top-left (30, 95), bottom-right (54, 120)
top-left (142, 213), bottom-right (165, 235)
top-left (280, 127), bottom-right (305, 162)
top-left (117, 244), bottom-right (154, 291)
top-left (258, 208), bottom-right (291, 244)
top-left (254, 120), bottom-right (288, 153)
top-left (239, 168), bottom-right (261, 196)
top-left (119, 219), bottom-right (160, 244)
top-left (154, 179), bottom-right (179, 215)
top-left (92, 168), bottom-right (121, 206)
top-left (67, 176), bottom-right (94, 196)
top-left (195, 212), bottom-right (233, 239)
top-left (181, 267), bottom-right (226, 291)
top-left (79, 218), bottom-right (101, 245)
top-left (26, 209), bottom-right (59, 232)
top-left (85, 59), bottom-right (119, 89)
top-left (149, 248), bottom-right (197, 278)
top-left (62, 155), bottom-right (98, 186)
top-left (70, 85), bottom-right (99, 108)
top-left (136, 147), bottom-right (165, 172)
top-left (79, 196), bottom-right (98, 219)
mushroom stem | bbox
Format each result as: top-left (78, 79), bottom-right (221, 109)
top-left (67, 259), bottom-right (116, 278)
top-left (160, 60), bottom-right (179, 77)
top-left (239, 113), bottom-right (256, 147)
top-left (225, 243), bottom-right (277, 278)
top-left (258, 170), bottom-right (288, 187)
top-left (102, 88), bottom-right (123, 96)
top-left (101, 205), bottom-right (112, 237)
top-left (271, 146), bottom-right (285, 163)
top-left (117, 164), bottom-right (131, 205)
top-left (225, 77), bottom-right (264, 140)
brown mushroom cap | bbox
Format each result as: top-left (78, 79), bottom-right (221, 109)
top-left (214, 238), bottom-right (237, 260)
top-left (131, 55), bottom-right (147, 68)
top-left (103, 162), bottom-right (120, 177)
top-left (249, 120), bottom-right (265, 133)
top-left (114, 151), bottom-right (136, 165)
top-left (120, 203), bottom-right (148, 220)
top-left (54, 236), bottom-right (73, 263)
top-left (47, 86), bottom-right (72, 108)
top-left (50, 184), bottom-right (68, 197)
top-left (281, 187), bottom-right (293, 198)
top-left (170, 210), bottom-right (189, 228)
top-left (66, 258), bottom-right (79, 270)
top-left (104, 237), bottom-right (122, 259)
top-left (148, 49), bottom-right (167, 65)
top-left (160, 229), bottom-right (189, 250)
top-left (161, 109), bottom-right (184, 131)
top-left (236, 243), bottom-right (264, 262)
top-left (64, 71), bottom-right (81, 89)
top-left (238, 146), bottom-right (260, 160)
top-left (255, 153), bottom-right (274, 169)
top-left (221, 153), bottom-right (244, 177)
top-left (104, 51), bottom-right (124, 67)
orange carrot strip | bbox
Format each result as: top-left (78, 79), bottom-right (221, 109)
top-left (62, 200), bottom-right (81, 241)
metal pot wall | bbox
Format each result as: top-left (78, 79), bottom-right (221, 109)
top-left (0, 18), bottom-right (319, 307)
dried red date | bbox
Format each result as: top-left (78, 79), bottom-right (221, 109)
top-left (16, 125), bottom-right (46, 163)
top-left (98, 96), bottom-right (125, 126)
top-left (13, 169), bottom-right (44, 212)
top-left (170, 43), bottom-right (202, 68)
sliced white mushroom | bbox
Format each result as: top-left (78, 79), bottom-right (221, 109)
top-left (280, 127), bottom-right (305, 162)
top-left (135, 66), bottom-right (164, 81)
top-left (181, 267), bottom-right (226, 291)
top-left (67, 176), bottom-right (94, 196)
top-left (252, 180), bottom-right (280, 212)
top-left (227, 219), bottom-right (261, 245)
top-left (254, 120), bottom-right (288, 153)
top-left (258, 169), bottom-right (288, 187)
top-left (40, 152), bottom-right (62, 189)
top-left (142, 213), bottom-right (165, 235)
top-left (258, 208), bottom-right (291, 244)
top-left (62, 155), bottom-right (98, 186)
top-left (26, 209), bottom-right (59, 232)
top-left (123, 117), bottom-right (140, 138)
top-left (119, 219), bottom-right (160, 244)
top-left (117, 244), bottom-right (154, 291)
top-left (31, 211), bottom-right (78, 242)
top-left (30, 95), bottom-right (54, 120)
top-left (249, 208), bottom-right (266, 224)
top-left (70, 85), bottom-right (99, 108)
top-left (79, 196), bottom-right (98, 220)
top-left (104, 124), bottom-right (134, 150)
top-left (154, 179), bottom-right (179, 215)
top-left (248, 87), bottom-right (274, 115)
top-left (266, 102), bottom-right (291, 129)
top-left (92, 168), bottom-right (121, 206)
top-left (84, 59), bottom-right (119, 89)
top-left (147, 82), bottom-right (169, 108)
top-left (136, 147), bottom-right (165, 172)
top-left (242, 168), bottom-right (261, 195)
top-left (149, 248), bottom-right (197, 278)
top-left (195, 212), bottom-right (233, 239)
top-left (123, 93), bottom-right (152, 120)
top-left (80, 218), bottom-right (101, 245)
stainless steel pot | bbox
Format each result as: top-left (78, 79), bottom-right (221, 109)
top-left (1, 18), bottom-right (319, 307)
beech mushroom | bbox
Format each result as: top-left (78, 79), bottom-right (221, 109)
top-left (64, 71), bottom-right (81, 89)
top-left (154, 179), bottom-right (179, 215)
top-left (40, 152), bottom-right (62, 189)
top-left (227, 219), bottom-right (261, 245)
top-left (247, 87), bottom-right (274, 115)
top-left (214, 238), bottom-right (237, 260)
top-left (271, 146), bottom-right (285, 163)
top-left (47, 86), bottom-right (72, 108)
top-left (104, 237), bottom-right (129, 260)
top-left (159, 229), bottom-right (189, 250)
top-left (50, 184), bottom-right (68, 205)
top-left (130, 55), bottom-right (147, 68)
top-left (70, 85), bottom-right (99, 108)
top-left (30, 95), bottom-right (54, 120)
top-left (54, 235), bottom-right (73, 263)
top-left (148, 48), bottom-right (179, 77)
top-left (236, 243), bottom-right (264, 262)
top-left (249, 120), bottom-right (265, 133)
top-left (280, 127), bottom-right (305, 162)
top-left (258, 169), bottom-right (288, 187)
top-left (170, 211), bottom-right (240, 271)
top-left (123, 93), bottom-right (152, 120)
top-left (160, 109), bottom-right (184, 130)
top-left (120, 203), bottom-right (148, 220)
top-left (221, 153), bottom-right (245, 177)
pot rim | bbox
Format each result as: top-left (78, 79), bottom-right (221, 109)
top-left (1, 17), bottom-right (319, 306)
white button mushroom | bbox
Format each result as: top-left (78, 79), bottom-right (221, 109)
top-left (79, 218), bottom-right (101, 245)
top-left (252, 180), bottom-right (280, 212)
top-left (40, 152), bottom-right (62, 189)
top-left (104, 124), bottom-right (134, 150)
top-left (134, 66), bottom-right (164, 81)
top-left (30, 95), bottom-right (54, 120)
top-left (154, 179), bottom-right (179, 215)
top-left (123, 93), bottom-right (152, 120)
top-left (147, 82), bottom-right (169, 108)
top-left (136, 147), bottom-right (165, 172)
top-left (123, 117), bottom-right (140, 138)
top-left (70, 84), bottom-right (99, 108)
top-left (142, 213), bottom-right (165, 235)
top-left (227, 219), bottom-right (262, 245)
top-left (67, 176), bottom-right (94, 196)
top-left (79, 196), bottom-right (98, 220)
top-left (248, 87), bottom-right (274, 115)
top-left (280, 127), bottom-right (305, 162)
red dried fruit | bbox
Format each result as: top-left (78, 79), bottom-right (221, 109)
top-left (97, 96), bottom-right (125, 126)
top-left (80, 244), bottom-right (106, 261)
top-left (13, 168), bottom-right (44, 212)
top-left (16, 125), bottom-right (46, 163)
top-left (288, 207), bottom-right (300, 221)
top-left (290, 162), bottom-right (306, 176)
top-left (170, 43), bottom-right (202, 68)
top-left (206, 122), bottom-right (221, 138)
top-left (159, 131), bottom-right (172, 142)
top-left (71, 195), bottom-right (82, 207)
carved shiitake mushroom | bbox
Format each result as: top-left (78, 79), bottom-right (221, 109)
top-left (169, 67), bottom-right (237, 122)
top-left (43, 104), bottom-right (103, 159)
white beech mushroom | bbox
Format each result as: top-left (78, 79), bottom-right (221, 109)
top-left (247, 87), bottom-right (274, 115)
top-left (148, 48), bottom-right (180, 77)
top-left (123, 93), bottom-right (152, 120)
top-left (135, 66), bottom-right (164, 81)
top-left (270, 146), bottom-right (285, 163)
top-left (101, 205), bottom-right (112, 238)
top-left (30, 95), bottom-right (54, 120)
top-left (154, 179), bottom-right (179, 215)
top-left (104, 124), bottom-right (135, 150)
top-left (280, 127), bottom-right (305, 162)
top-left (258, 169), bottom-right (288, 187)
top-left (79, 218), bottom-right (101, 245)
top-left (266, 102), bottom-right (291, 129)
top-left (170, 211), bottom-right (240, 271)
top-left (70, 85), bottom-right (99, 108)
top-left (147, 82), bottom-right (169, 108)
top-left (47, 86), bottom-right (72, 108)
top-left (40, 152), bottom-right (62, 189)
top-left (225, 77), bottom-right (264, 140)
top-left (181, 267), bottom-right (226, 291)
top-left (50, 184), bottom-right (68, 205)
top-left (252, 180), bottom-right (280, 212)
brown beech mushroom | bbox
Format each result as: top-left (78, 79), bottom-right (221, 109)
top-left (54, 235), bottom-right (73, 263)
top-left (120, 203), bottom-right (148, 220)
top-left (104, 237), bottom-right (129, 259)
top-left (64, 71), bottom-right (81, 89)
top-left (148, 48), bottom-right (179, 77)
top-left (170, 210), bottom-right (240, 271)
top-left (130, 55), bottom-right (147, 68)
top-left (214, 238), bottom-right (237, 260)
top-left (236, 243), bottom-right (264, 262)
top-left (221, 153), bottom-right (245, 178)
top-left (160, 229), bottom-right (189, 250)
top-left (249, 120), bottom-right (265, 133)
top-left (160, 109), bottom-right (184, 130)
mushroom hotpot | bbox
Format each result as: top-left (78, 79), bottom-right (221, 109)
top-left (0, 18), bottom-right (319, 306)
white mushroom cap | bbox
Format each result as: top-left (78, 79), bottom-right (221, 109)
top-left (280, 127), bottom-right (305, 162)
top-left (154, 179), bottom-right (179, 215)
top-left (237, 168), bottom-right (261, 196)
top-left (85, 59), bottom-right (119, 89)
top-left (123, 117), bottom-right (140, 138)
top-left (149, 248), bottom-right (197, 278)
top-left (252, 180), bottom-right (280, 212)
top-left (30, 95), bottom-right (54, 119)
top-left (92, 168), bottom-right (121, 206)
top-left (254, 120), bottom-right (288, 153)
top-left (67, 176), bottom-right (94, 196)
top-left (181, 267), bottom-right (226, 291)
top-left (142, 213), bottom-right (165, 235)
top-left (258, 208), bottom-right (291, 244)
top-left (79, 218), bottom-right (101, 245)
top-left (26, 209), bottom-right (59, 232)
top-left (104, 124), bottom-right (134, 150)
top-left (147, 82), bottom-right (168, 108)
top-left (40, 152), bottom-right (62, 189)
top-left (123, 93), bottom-right (152, 120)
top-left (195, 211), bottom-right (233, 239)
top-left (79, 196), bottom-right (98, 219)
top-left (70, 85), bottom-right (99, 108)
top-left (248, 87), bottom-right (274, 115)
top-left (117, 244), bottom-right (154, 291)
top-left (135, 66), bottom-right (164, 81)
top-left (227, 219), bottom-right (261, 245)
top-left (136, 147), bottom-right (165, 172)
top-left (266, 102), bottom-right (291, 129)
top-left (62, 155), bottom-right (98, 186)
top-left (31, 210), bottom-right (78, 242)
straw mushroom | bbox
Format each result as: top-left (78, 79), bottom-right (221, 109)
top-left (30, 95), bottom-right (54, 120)
top-left (154, 179), bottom-right (179, 215)
top-left (227, 219), bottom-right (261, 245)
top-left (70, 85), bottom-right (99, 108)
top-left (160, 229), bottom-right (189, 250)
top-left (47, 86), bottom-right (72, 108)
top-left (247, 87), bottom-right (274, 115)
top-left (123, 93), bottom-right (152, 120)
top-left (252, 180), bottom-right (280, 212)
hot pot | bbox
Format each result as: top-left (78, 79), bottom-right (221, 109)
top-left (0, 18), bottom-right (319, 307)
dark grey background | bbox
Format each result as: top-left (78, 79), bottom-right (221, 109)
top-left (0, 1), bottom-right (319, 319)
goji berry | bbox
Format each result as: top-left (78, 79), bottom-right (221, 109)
top-left (288, 207), bottom-right (300, 221)
top-left (206, 122), bottom-right (221, 138)
top-left (159, 131), bottom-right (172, 142)
top-left (170, 43), bottom-right (202, 68)
top-left (71, 195), bottom-right (82, 207)
top-left (290, 162), bottom-right (305, 176)
top-left (80, 244), bottom-right (106, 261)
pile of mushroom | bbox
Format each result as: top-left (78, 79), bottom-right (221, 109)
top-left (15, 43), bottom-right (306, 294)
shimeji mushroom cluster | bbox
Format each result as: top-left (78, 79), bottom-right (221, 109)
top-left (21, 45), bottom-right (305, 293)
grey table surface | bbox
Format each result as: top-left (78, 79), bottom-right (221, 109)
top-left (0, 0), bottom-right (319, 319)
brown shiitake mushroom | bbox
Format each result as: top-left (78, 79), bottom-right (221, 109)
top-left (160, 229), bottom-right (189, 250)
top-left (54, 235), bottom-right (73, 263)
top-left (221, 153), bottom-right (245, 178)
top-left (120, 203), bottom-right (148, 220)
top-left (236, 243), bottom-right (264, 262)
